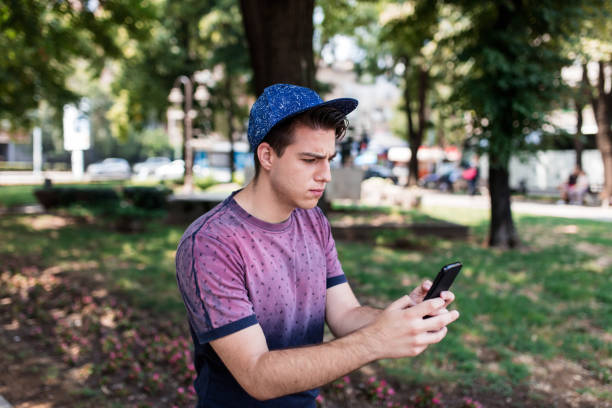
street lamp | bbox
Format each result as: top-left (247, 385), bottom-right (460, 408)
top-left (168, 74), bottom-right (210, 192)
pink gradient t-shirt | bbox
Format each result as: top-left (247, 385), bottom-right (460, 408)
top-left (176, 192), bottom-right (346, 407)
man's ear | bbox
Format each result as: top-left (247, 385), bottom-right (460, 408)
top-left (257, 142), bottom-right (275, 171)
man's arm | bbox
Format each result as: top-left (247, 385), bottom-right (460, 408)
top-left (325, 280), bottom-right (454, 338)
top-left (210, 296), bottom-right (459, 401)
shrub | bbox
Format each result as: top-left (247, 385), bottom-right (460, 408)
top-left (34, 187), bottom-right (120, 209)
top-left (122, 186), bottom-right (171, 210)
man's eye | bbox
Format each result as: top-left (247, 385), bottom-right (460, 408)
top-left (302, 159), bottom-right (316, 163)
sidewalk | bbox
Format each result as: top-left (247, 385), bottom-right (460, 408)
top-left (0, 171), bottom-right (83, 185)
top-left (420, 191), bottom-right (612, 222)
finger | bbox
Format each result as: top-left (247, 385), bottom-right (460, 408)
top-left (430, 307), bottom-right (448, 316)
top-left (413, 326), bottom-right (448, 346)
top-left (422, 280), bottom-right (432, 292)
top-left (405, 298), bottom-right (445, 318)
top-left (440, 290), bottom-right (455, 306)
top-left (409, 280), bottom-right (432, 303)
top-left (421, 310), bottom-right (460, 332)
top-left (388, 294), bottom-right (416, 311)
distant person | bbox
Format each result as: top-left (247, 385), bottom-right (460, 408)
top-left (462, 156), bottom-right (480, 196)
top-left (340, 135), bottom-right (354, 166)
top-left (175, 84), bottom-right (459, 407)
top-left (358, 131), bottom-right (369, 153)
top-left (560, 167), bottom-right (589, 204)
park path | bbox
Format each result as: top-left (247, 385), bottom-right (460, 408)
top-left (420, 191), bottom-right (612, 222)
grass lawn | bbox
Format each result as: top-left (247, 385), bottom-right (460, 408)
top-left (0, 182), bottom-right (132, 209)
top-left (0, 206), bottom-right (610, 407)
top-left (337, 206), bottom-right (611, 405)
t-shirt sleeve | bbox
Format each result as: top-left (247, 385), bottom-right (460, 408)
top-left (316, 208), bottom-right (347, 289)
top-left (176, 232), bottom-right (258, 344)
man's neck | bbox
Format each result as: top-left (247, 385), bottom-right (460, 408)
top-left (233, 179), bottom-right (293, 224)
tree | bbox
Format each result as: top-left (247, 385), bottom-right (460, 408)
top-left (319, 1), bottom-right (464, 186)
top-left (572, 2), bottom-right (612, 205)
top-left (374, 1), bottom-right (440, 186)
top-left (239, 0), bottom-right (316, 96)
top-left (0, 0), bottom-right (154, 130)
top-left (449, 1), bottom-right (585, 247)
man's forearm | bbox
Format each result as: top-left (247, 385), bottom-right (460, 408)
top-left (249, 326), bottom-right (380, 400)
top-left (330, 305), bottom-right (382, 338)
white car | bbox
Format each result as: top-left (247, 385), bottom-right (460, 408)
top-left (133, 157), bottom-right (171, 177)
top-left (87, 158), bottom-right (131, 179)
top-left (154, 159), bottom-right (185, 180)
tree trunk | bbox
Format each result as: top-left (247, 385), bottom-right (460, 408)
top-left (574, 100), bottom-right (584, 170)
top-left (405, 66), bottom-right (428, 186)
top-left (592, 61), bottom-right (612, 205)
top-left (488, 164), bottom-right (518, 248)
top-left (239, 0), bottom-right (316, 96)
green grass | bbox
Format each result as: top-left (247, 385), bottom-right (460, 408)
top-left (1, 206), bottom-right (610, 403)
top-left (336, 209), bottom-right (612, 394)
top-left (0, 185), bottom-right (40, 208)
top-left (0, 182), bottom-right (132, 208)
top-left (0, 180), bottom-right (183, 209)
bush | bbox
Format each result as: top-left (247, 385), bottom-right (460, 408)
top-left (122, 186), bottom-right (171, 210)
top-left (34, 187), bottom-right (120, 209)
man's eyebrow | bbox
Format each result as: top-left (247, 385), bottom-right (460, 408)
top-left (299, 152), bottom-right (337, 160)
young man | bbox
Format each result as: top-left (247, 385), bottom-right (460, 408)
top-left (176, 83), bottom-right (459, 407)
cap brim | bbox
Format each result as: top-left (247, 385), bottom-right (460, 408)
top-left (318, 98), bottom-right (359, 116)
top-left (271, 97), bottom-right (359, 130)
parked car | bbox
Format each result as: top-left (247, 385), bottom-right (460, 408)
top-left (133, 156), bottom-right (171, 177)
top-left (86, 158), bottom-right (131, 179)
top-left (154, 159), bottom-right (185, 180)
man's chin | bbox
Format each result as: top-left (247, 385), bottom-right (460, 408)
top-left (295, 198), bottom-right (321, 210)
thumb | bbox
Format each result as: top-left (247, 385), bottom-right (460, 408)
top-left (387, 294), bottom-right (416, 311)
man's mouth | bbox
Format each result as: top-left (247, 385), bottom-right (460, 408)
top-left (309, 189), bottom-right (325, 197)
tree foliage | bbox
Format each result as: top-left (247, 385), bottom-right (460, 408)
top-left (0, 0), bottom-right (155, 130)
top-left (448, 0), bottom-right (588, 247)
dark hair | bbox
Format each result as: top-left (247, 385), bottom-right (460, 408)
top-left (253, 105), bottom-right (349, 179)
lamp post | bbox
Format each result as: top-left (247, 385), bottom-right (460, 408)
top-left (168, 75), bottom-right (209, 192)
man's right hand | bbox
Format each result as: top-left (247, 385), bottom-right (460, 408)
top-left (363, 295), bottom-right (460, 359)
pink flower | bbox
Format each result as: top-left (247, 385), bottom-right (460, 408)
top-left (177, 387), bottom-right (185, 394)
top-left (152, 373), bottom-right (160, 381)
top-left (343, 376), bottom-right (351, 384)
top-left (368, 376), bottom-right (377, 384)
top-left (315, 394), bottom-right (324, 402)
top-left (432, 397), bottom-right (441, 405)
top-left (387, 388), bottom-right (395, 395)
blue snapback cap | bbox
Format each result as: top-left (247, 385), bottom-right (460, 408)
top-left (247, 83), bottom-right (358, 151)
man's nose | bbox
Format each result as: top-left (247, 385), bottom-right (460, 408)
top-left (315, 160), bottom-right (332, 183)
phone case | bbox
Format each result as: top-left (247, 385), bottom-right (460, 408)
top-left (423, 262), bottom-right (462, 301)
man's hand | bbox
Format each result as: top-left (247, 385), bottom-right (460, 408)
top-left (408, 280), bottom-right (456, 315)
top-left (362, 294), bottom-right (460, 360)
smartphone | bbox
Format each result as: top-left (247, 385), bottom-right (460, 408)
top-left (423, 262), bottom-right (462, 316)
